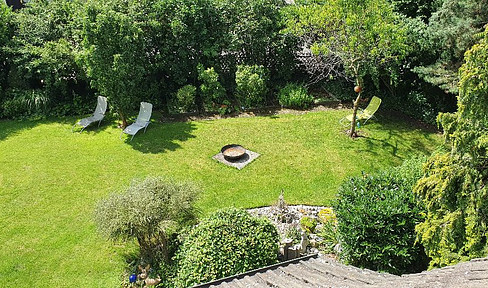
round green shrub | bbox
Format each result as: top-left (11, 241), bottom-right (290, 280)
top-left (235, 64), bottom-right (268, 109)
top-left (334, 157), bottom-right (428, 275)
top-left (173, 208), bottom-right (279, 287)
top-left (176, 84), bottom-right (196, 112)
top-left (197, 64), bottom-right (226, 112)
top-left (278, 83), bottom-right (313, 109)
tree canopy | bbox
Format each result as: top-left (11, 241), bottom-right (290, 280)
top-left (410, 0), bottom-right (488, 94)
top-left (0, 0), bottom-right (483, 133)
top-left (283, 0), bottom-right (409, 136)
top-left (82, 0), bottom-right (148, 127)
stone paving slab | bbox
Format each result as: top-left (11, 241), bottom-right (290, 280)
top-left (212, 149), bottom-right (260, 170)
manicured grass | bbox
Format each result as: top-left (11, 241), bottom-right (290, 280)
top-left (0, 109), bottom-right (441, 287)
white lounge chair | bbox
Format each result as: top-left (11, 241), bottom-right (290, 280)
top-left (120, 102), bottom-right (153, 141)
top-left (72, 96), bottom-right (107, 133)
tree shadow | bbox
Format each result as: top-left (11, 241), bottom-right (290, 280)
top-left (0, 117), bottom-right (76, 142)
top-left (360, 131), bottom-right (401, 159)
top-left (124, 121), bottom-right (197, 154)
top-left (0, 120), bottom-right (39, 142)
top-left (354, 112), bottom-right (441, 159)
top-left (342, 113), bottom-right (439, 162)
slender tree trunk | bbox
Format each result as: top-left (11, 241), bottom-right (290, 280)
top-left (137, 236), bottom-right (154, 264)
top-left (349, 92), bottom-right (362, 138)
top-left (161, 90), bottom-right (170, 116)
top-left (349, 73), bottom-right (362, 138)
top-left (119, 110), bottom-right (128, 129)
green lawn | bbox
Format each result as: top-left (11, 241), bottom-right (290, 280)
top-left (0, 109), bottom-right (441, 287)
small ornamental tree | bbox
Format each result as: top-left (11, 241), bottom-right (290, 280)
top-left (82, 1), bottom-right (147, 128)
top-left (94, 177), bottom-right (199, 264)
top-left (283, 0), bottom-right (409, 137)
top-left (414, 27), bottom-right (488, 268)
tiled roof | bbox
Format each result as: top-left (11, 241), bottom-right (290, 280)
top-left (197, 254), bottom-right (488, 288)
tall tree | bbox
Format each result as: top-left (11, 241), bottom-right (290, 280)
top-left (412, 0), bottom-right (488, 94)
top-left (283, 0), bottom-right (409, 137)
top-left (4, 0), bottom-right (89, 117)
top-left (82, 0), bottom-right (147, 128)
top-left (414, 26), bottom-right (488, 268)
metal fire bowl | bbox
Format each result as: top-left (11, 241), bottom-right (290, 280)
top-left (221, 144), bottom-right (246, 161)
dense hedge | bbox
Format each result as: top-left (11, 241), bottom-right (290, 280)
top-left (1, 0), bottom-right (470, 123)
top-left (334, 157), bottom-right (428, 274)
top-left (173, 208), bottom-right (279, 287)
top-left (0, 0), bottom-right (296, 119)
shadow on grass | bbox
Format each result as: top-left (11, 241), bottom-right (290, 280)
top-left (0, 116), bottom-right (77, 142)
top-left (354, 112), bottom-right (441, 159)
top-left (70, 114), bottom-right (117, 135)
top-left (0, 120), bottom-right (39, 142)
top-left (124, 121), bottom-right (197, 154)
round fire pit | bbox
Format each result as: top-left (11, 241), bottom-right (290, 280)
top-left (221, 144), bottom-right (246, 161)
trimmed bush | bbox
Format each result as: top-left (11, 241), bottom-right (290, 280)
top-left (334, 157), bottom-right (428, 275)
top-left (278, 83), bottom-right (313, 109)
top-left (235, 64), bottom-right (268, 109)
top-left (198, 64), bottom-right (227, 112)
top-left (174, 208), bottom-right (279, 287)
top-left (94, 176), bottom-right (199, 264)
top-left (176, 84), bottom-right (197, 113)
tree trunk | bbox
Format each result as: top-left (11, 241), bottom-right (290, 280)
top-left (119, 110), bottom-right (128, 129)
top-left (136, 233), bottom-right (169, 265)
top-left (161, 90), bottom-right (170, 116)
top-left (349, 92), bottom-right (362, 137)
top-left (156, 232), bottom-right (169, 263)
top-left (348, 71), bottom-right (362, 138)
top-left (137, 236), bottom-right (154, 264)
